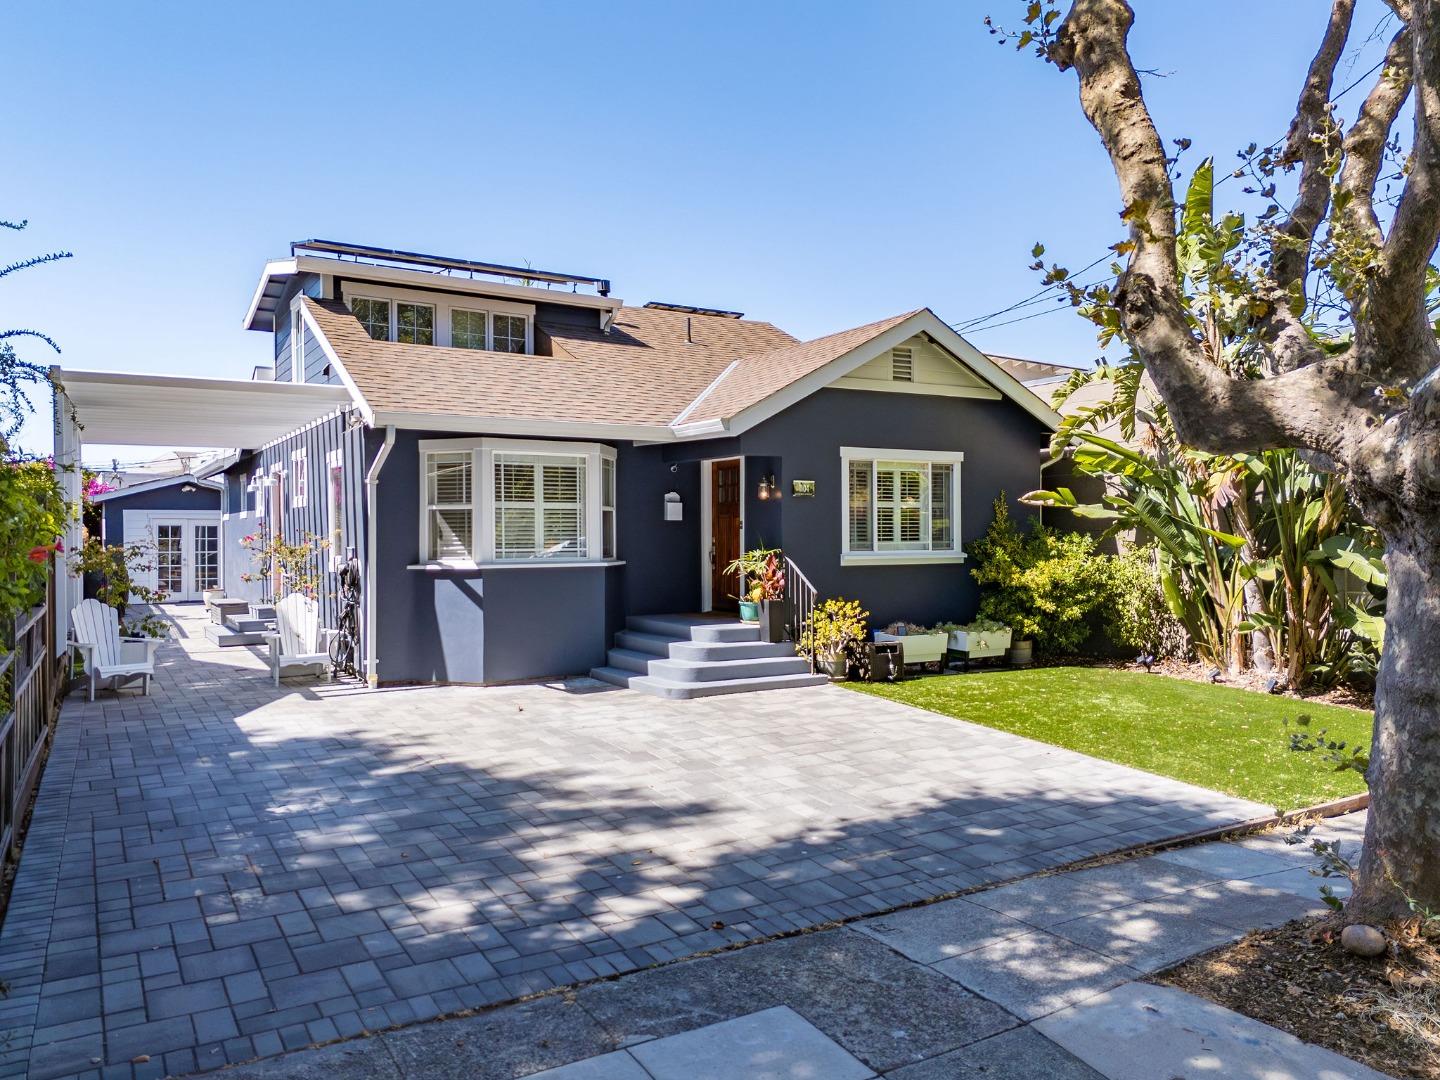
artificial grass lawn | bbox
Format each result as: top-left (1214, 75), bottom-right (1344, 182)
top-left (847, 666), bottom-right (1372, 811)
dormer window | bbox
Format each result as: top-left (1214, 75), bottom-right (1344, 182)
top-left (353, 297), bottom-right (390, 341)
top-left (492, 314), bottom-right (526, 354)
top-left (346, 289), bottom-right (534, 353)
top-left (451, 308), bottom-right (532, 353)
top-left (451, 309), bottom-right (488, 350)
top-left (396, 302), bottom-right (434, 345)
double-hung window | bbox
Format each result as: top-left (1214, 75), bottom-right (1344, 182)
top-left (841, 447), bottom-right (964, 565)
top-left (417, 439), bottom-right (617, 566)
top-left (425, 452), bottom-right (475, 561)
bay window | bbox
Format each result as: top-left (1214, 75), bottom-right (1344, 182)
top-left (840, 447), bottom-right (964, 565)
top-left (417, 438), bottom-right (617, 566)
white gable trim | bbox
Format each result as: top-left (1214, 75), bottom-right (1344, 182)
top-left (295, 300), bottom-right (376, 426)
top-left (692, 309), bottom-right (1060, 439)
top-left (90, 473), bottom-right (222, 503)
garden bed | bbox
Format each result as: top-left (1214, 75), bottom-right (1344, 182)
top-left (846, 666), bottom-right (1371, 808)
top-left (1158, 916), bottom-right (1440, 1080)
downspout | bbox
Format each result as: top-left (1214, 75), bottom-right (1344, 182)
top-left (364, 425), bottom-right (396, 687)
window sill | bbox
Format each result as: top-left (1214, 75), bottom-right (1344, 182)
top-left (406, 559), bottom-right (626, 572)
top-left (840, 551), bottom-right (967, 567)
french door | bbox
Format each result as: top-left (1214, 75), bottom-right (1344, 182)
top-left (148, 519), bottom-right (220, 603)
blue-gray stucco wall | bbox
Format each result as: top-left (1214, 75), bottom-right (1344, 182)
top-left (100, 483), bottom-right (221, 546)
top-left (371, 431), bottom-right (624, 685)
top-left (644, 387), bottom-right (1050, 630)
top-left (368, 387), bottom-right (1047, 683)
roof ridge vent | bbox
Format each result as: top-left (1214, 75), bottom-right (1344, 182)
top-left (644, 301), bottom-right (744, 319)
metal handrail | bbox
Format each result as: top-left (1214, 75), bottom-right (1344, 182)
top-left (782, 555), bottom-right (819, 672)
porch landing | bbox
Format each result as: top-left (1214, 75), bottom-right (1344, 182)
top-left (590, 614), bottom-right (828, 699)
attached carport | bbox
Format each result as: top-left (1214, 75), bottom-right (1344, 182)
top-left (51, 367), bottom-right (354, 652)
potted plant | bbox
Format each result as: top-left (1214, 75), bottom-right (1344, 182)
top-left (724, 547), bottom-right (783, 631)
top-left (874, 622), bottom-right (950, 671)
top-left (756, 551), bottom-right (787, 643)
top-left (797, 598), bottom-right (869, 680)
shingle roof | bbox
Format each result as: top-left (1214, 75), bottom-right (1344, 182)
top-left (304, 297), bottom-right (1038, 432)
top-left (303, 297), bottom-right (796, 426)
top-left (681, 309), bottom-right (922, 423)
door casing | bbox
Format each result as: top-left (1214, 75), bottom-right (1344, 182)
top-left (699, 456), bottom-right (744, 612)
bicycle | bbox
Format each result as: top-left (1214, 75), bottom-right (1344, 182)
top-left (330, 549), bottom-right (361, 680)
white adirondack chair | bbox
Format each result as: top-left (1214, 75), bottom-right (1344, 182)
top-left (265, 593), bottom-right (334, 686)
top-left (71, 598), bottom-right (161, 702)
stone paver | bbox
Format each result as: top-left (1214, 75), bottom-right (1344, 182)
top-left (932, 930), bottom-right (1141, 1020)
top-left (0, 604), bottom-right (1274, 1077)
top-left (627, 1006), bottom-right (875, 1080)
top-left (1034, 981), bottom-right (1393, 1080)
top-left (194, 814), bottom-right (1372, 1080)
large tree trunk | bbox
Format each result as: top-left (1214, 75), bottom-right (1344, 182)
top-left (1349, 532), bottom-right (1440, 921)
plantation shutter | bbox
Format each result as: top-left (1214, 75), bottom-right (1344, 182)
top-left (930, 463), bottom-right (953, 548)
top-left (848, 460), bottom-right (873, 551)
top-left (493, 454), bottom-right (587, 559)
top-left (427, 452), bottom-right (473, 560)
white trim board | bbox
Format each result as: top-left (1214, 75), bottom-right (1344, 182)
top-left (698, 456), bottom-right (744, 613)
top-left (838, 446), bottom-right (966, 567)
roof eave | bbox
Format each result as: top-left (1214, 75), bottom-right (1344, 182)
top-left (243, 258), bottom-right (299, 332)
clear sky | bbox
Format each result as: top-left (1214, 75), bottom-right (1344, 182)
top-left (6, 1), bottom-right (1397, 464)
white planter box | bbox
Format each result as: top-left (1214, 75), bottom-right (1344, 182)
top-left (947, 627), bottom-right (1013, 659)
top-left (874, 631), bottom-right (948, 666)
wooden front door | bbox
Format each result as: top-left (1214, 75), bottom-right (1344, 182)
top-left (709, 459), bottom-right (742, 611)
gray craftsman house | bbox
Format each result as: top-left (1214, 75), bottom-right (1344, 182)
top-left (57, 240), bottom-right (1064, 695)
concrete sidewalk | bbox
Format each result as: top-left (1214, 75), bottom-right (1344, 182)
top-left (215, 812), bottom-right (1382, 1080)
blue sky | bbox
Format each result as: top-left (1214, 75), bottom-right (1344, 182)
top-left (7, 1), bottom-right (1396, 463)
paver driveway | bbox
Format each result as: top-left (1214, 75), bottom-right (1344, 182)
top-left (0, 607), bottom-right (1266, 1079)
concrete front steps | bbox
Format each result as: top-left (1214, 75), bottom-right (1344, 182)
top-left (202, 600), bottom-right (276, 647)
top-left (591, 614), bottom-right (828, 699)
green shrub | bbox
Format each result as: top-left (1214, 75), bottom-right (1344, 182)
top-left (969, 496), bottom-right (1113, 655)
top-left (1103, 544), bottom-right (1188, 657)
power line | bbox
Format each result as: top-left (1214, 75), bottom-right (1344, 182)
top-left (950, 49), bottom-right (1395, 338)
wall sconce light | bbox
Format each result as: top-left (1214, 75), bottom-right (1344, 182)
top-left (757, 474), bottom-right (780, 501)
top-left (180, 484), bottom-right (197, 493)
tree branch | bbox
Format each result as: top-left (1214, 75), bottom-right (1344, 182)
top-left (1275, 0), bottom-right (1355, 287)
top-left (1337, 25), bottom-right (1413, 249)
top-left (1050, 0), bottom-right (1368, 460)
top-left (1369, 2), bottom-right (1440, 371)
top-left (1258, 0), bottom-right (1356, 373)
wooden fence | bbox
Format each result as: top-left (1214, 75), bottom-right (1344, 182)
top-left (0, 561), bottom-right (61, 865)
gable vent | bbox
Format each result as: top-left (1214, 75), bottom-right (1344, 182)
top-left (891, 347), bottom-right (915, 383)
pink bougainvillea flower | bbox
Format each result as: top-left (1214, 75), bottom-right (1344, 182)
top-left (54, 538), bottom-right (65, 553)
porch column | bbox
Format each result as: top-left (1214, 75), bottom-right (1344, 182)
top-left (51, 370), bottom-right (83, 658)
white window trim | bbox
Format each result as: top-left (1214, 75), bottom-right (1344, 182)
top-left (251, 470), bottom-right (265, 521)
top-left (326, 448), bottom-right (344, 570)
top-left (416, 437), bottom-right (617, 567)
top-left (839, 446), bottom-right (965, 566)
top-left (290, 447), bottom-right (308, 508)
top-left (289, 296), bottom-right (305, 383)
top-left (344, 283), bottom-right (534, 352)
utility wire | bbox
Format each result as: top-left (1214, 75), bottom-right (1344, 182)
top-left (950, 51), bottom-right (1394, 338)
